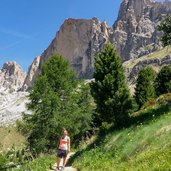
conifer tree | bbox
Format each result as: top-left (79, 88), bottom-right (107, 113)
top-left (155, 65), bottom-right (171, 96)
top-left (90, 43), bottom-right (132, 127)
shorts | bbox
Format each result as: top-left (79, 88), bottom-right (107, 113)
top-left (57, 149), bottom-right (67, 158)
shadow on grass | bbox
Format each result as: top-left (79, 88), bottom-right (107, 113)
top-left (130, 104), bottom-right (171, 125)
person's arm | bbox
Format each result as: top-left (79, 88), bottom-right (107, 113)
top-left (67, 137), bottom-right (70, 152)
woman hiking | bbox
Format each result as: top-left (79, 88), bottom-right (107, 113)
top-left (56, 128), bottom-right (70, 171)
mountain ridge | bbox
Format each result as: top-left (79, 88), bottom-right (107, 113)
top-left (22, 0), bottom-right (171, 90)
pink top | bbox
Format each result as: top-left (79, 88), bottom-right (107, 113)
top-left (59, 135), bottom-right (70, 150)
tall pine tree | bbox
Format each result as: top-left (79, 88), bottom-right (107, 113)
top-left (91, 43), bottom-right (132, 128)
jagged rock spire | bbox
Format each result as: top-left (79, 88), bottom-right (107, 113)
top-left (112, 0), bottom-right (171, 61)
top-left (0, 61), bottom-right (26, 92)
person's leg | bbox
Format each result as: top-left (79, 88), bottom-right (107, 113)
top-left (57, 150), bottom-right (62, 170)
top-left (63, 156), bottom-right (67, 167)
top-left (62, 150), bottom-right (67, 167)
top-left (57, 157), bottom-right (61, 168)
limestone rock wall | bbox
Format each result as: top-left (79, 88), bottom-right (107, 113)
top-left (39, 18), bottom-right (111, 78)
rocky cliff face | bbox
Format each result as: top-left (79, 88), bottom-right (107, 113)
top-left (0, 61), bottom-right (26, 92)
top-left (22, 18), bottom-right (111, 90)
top-left (112, 0), bottom-right (171, 61)
top-left (40, 18), bottom-right (111, 78)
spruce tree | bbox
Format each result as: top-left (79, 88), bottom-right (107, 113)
top-left (155, 65), bottom-right (171, 96)
top-left (134, 66), bottom-right (156, 108)
top-left (90, 43), bottom-right (132, 128)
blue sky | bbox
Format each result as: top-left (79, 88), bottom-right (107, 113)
top-left (0, 0), bottom-right (122, 72)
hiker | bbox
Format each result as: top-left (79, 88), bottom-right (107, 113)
top-left (56, 128), bottom-right (70, 170)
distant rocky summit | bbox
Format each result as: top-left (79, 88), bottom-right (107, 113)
top-left (112, 0), bottom-right (171, 61)
top-left (0, 61), bottom-right (26, 92)
top-left (22, 0), bottom-right (171, 90)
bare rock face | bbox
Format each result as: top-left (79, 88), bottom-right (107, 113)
top-left (0, 61), bottom-right (26, 92)
top-left (23, 18), bottom-right (111, 90)
top-left (0, 62), bottom-right (28, 126)
top-left (112, 0), bottom-right (171, 61)
top-left (39, 18), bottom-right (111, 79)
top-left (22, 56), bottom-right (40, 90)
top-left (0, 91), bottom-right (29, 126)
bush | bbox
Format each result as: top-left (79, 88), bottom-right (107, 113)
top-left (99, 122), bottom-right (113, 135)
top-left (157, 93), bottom-right (171, 105)
top-left (134, 66), bottom-right (156, 108)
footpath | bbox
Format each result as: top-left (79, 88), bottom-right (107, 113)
top-left (49, 152), bottom-right (77, 171)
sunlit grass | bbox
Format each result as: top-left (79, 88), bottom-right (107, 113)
top-left (71, 100), bottom-right (171, 170)
top-left (0, 126), bottom-right (25, 151)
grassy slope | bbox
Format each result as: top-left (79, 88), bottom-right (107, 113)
top-left (71, 96), bottom-right (171, 170)
top-left (0, 126), bottom-right (25, 151)
top-left (124, 45), bottom-right (171, 68)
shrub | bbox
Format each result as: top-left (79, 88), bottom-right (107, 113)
top-left (134, 66), bottom-right (156, 108)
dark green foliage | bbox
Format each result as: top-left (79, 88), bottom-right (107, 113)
top-left (63, 82), bottom-right (94, 143)
top-left (18, 54), bottom-right (93, 154)
top-left (90, 43), bottom-right (132, 127)
top-left (158, 14), bottom-right (171, 46)
top-left (155, 65), bottom-right (171, 96)
top-left (41, 54), bottom-right (76, 94)
top-left (134, 66), bottom-right (157, 108)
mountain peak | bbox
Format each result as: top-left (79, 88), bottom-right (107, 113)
top-left (22, 0), bottom-right (171, 89)
top-left (0, 61), bottom-right (26, 92)
top-left (112, 0), bottom-right (171, 61)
